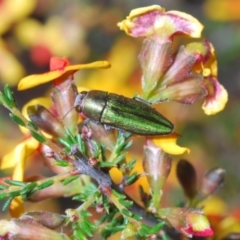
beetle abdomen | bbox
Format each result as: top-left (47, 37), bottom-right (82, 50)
top-left (101, 93), bottom-right (173, 136)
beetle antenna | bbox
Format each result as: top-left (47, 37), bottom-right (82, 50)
top-left (61, 106), bottom-right (75, 122)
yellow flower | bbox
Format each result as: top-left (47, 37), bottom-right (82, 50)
top-left (1, 137), bottom-right (40, 217)
top-left (204, 0), bottom-right (240, 21)
top-left (200, 42), bottom-right (228, 115)
top-left (0, 0), bottom-right (36, 34)
top-left (149, 133), bottom-right (190, 155)
top-left (0, 39), bottom-right (25, 86)
top-left (18, 56), bottom-right (110, 90)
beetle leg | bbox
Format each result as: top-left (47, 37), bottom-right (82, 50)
top-left (104, 124), bottom-right (131, 138)
top-left (104, 124), bottom-right (115, 131)
top-left (133, 96), bottom-right (152, 105)
top-left (152, 98), bottom-right (169, 104)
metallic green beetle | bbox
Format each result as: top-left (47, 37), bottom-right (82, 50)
top-left (74, 90), bottom-right (174, 136)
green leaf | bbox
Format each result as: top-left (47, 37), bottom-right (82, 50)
top-left (84, 218), bottom-right (96, 230)
top-left (118, 198), bottom-right (133, 208)
top-left (121, 208), bottom-right (132, 217)
top-left (81, 221), bottom-right (93, 237)
top-left (27, 121), bottom-right (38, 130)
top-left (111, 224), bottom-right (126, 233)
top-left (29, 130), bottom-right (46, 143)
top-left (123, 140), bottom-right (132, 150)
top-left (21, 182), bottom-right (37, 195)
top-left (76, 134), bottom-right (87, 157)
top-left (138, 227), bottom-right (149, 237)
top-left (55, 159), bottom-right (69, 167)
top-left (9, 113), bottom-right (25, 126)
top-left (2, 94), bottom-right (14, 108)
top-left (97, 212), bottom-right (108, 225)
top-left (80, 210), bottom-right (92, 217)
top-left (128, 157), bottom-right (137, 172)
top-left (149, 221), bottom-right (165, 234)
top-left (9, 190), bottom-right (21, 198)
top-left (102, 194), bottom-right (109, 213)
top-left (132, 213), bottom-right (142, 221)
top-left (63, 176), bottom-right (79, 186)
top-left (113, 152), bottom-right (126, 165)
top-left (58, 137), bottom-right (71, 148)
top-left (4, 85), bottom-right (14, 102)
top-left (99, 162), bottom-right (116, 168)
top-left (74, 229), bottom-right (87, 240)
top-left (37, 180), bottom-right (54, 190)
top-left (90, 140), bottom-right (100, 158)
top-left (65, 128), bottom-right (76, 144)
top-left (111, 189), bottom-right (126, 199)
top-left (100, 144), bottom-right (107, 162)
top-left (72, 193), bottom-right (88, 201)
top-left (125, 172), bottom-right (138, 186)
top-left (4, 179), bottom-right (26, 187)
top-left (0, 184), bottom-right (8, 190)
top-left (106, 208), bottom-right (118, 222)
top-left (2, 197), bottom-right (13, 211)
top-left (0, 192), bottom-right (8, 200)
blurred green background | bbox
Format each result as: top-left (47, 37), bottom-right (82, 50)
top-left (0, 0), bottom-right (240, 216)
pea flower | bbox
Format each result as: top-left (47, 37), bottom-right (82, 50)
top-left (18, 57), bottom-right (110, 132)
top-left (158, 207), bottom-right (213, 237)
top-left (118, 5), bottom-right (228, 115)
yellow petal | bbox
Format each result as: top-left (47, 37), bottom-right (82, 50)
top-left (18, 70), bottom-right (66, 90)
top-left (202, 81), bottom-right (228, 115)
top-left (19, 97), bottom-right (52, 135)
top-left (10, 197), bottom-right (24, 217)
top-left (117, 5), bottom-right (165, 35)
top-left (66, 61), bottom-right (111, 71)
top-left (118, 5), bottom-right (203, 39)
top-left (79, 37), bottom-right (139, 97)
top-left (14, 19), bottom-right (42, 47)
top-left (18, 61), bottom-right (111, 90)
top-left (200, 196), bottom-right (227, 216)
top-left (22, 97), bottom-right (52, 120)
top-left (150, 134), bottom-right (190, 155)
top-left (128, 5), bottom-right (164, 19)
top-left (1, 138), bottom-right (39, 173)
top-left (218, 216), bottom-right (240, 239)
top-left (204, 0), bottom-right (240, 21)
top-left (109, 167), bottom-right (123, 184)
top-left (0, 40), bottom-right (25, 85)
top-left (0, 0), bottom-right (36, 34)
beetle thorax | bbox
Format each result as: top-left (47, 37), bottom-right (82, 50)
top-left (81, 90), bottom-right (108, 121)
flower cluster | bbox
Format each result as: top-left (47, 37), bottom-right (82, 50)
top-left (118, 5), bottom-right (228, 115)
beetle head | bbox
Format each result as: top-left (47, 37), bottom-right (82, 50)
top-left (74, 91), bottom-right (88, 112)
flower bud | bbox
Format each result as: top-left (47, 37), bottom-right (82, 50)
top-left (0, 218), bottom-right (70, 240)
top-left (87, 121), bottom-right (116, 150)
top-left (176, 159), bottom-right (197, 200)
top-left (27, 104), bottom-right (65, 137)
top-left (139, 38), bottom-right (172, 99)
top-left (158, 207), bottom-right (213, 237)
top-left (143, 140), bottom-right (172, 211)
top-left (198, 167), bottom-right (226, 199)
top-left (51, 83), bottom-right (78, 133)
top-left (21, 211), bottom-right (65, 229)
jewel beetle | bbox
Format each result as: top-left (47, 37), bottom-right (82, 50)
top-left (74, 90), bottom-right (174, 136)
